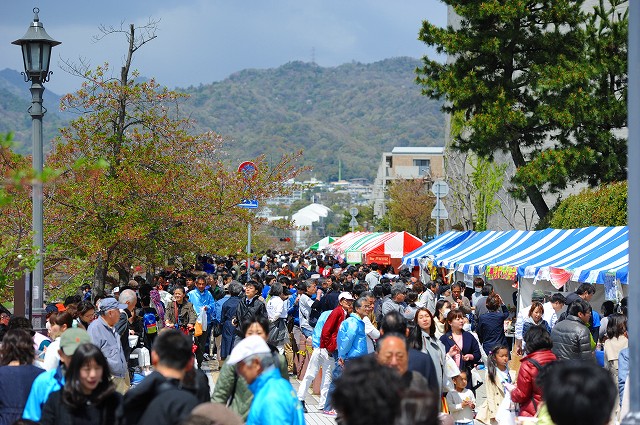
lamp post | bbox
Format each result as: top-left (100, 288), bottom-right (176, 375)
top-left (12, 8), bottom-right (60, 328)
top-left (622, 2), bottom-right (640, 424)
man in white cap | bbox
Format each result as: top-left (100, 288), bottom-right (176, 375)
top-left (87, 297), bottom-right (130, 393)
top-left (227, 335), bottom-right (304, 425)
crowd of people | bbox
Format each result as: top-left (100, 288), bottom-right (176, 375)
top-left (0, 251), bottom-right (629, 425)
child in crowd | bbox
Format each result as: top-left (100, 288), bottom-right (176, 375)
top-left (476, 345), bottom-right (516, 425)
top-left (446, 370), bottom-right (476, 425)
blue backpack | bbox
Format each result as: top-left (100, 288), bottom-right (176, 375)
top-left (143, 311), bottom-right (158, 334)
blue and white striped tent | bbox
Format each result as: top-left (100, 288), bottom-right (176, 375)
top-left (402, 227), bottom-right (628, 284)
top-left (401, 230), bottom-right (475, 267)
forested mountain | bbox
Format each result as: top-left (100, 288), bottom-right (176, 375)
top-left (0, 68), bottom-right (67, 151)
top-left (180, 57), bottom-right (444, 181)
top-left (1, 57), bottom-right (445, 181)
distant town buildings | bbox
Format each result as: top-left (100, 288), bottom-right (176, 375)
top-left (372, 147), bottom-right (445, 218)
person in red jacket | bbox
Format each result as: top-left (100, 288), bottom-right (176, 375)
top-left (319, 292), bottom-right (354, 416)
top-left (510, 325), bottom-right (557, 417)
top-left (320, 292), bottom-right (355, 354)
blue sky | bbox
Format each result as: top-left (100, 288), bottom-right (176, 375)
top-left (0, 0), bottom-right (446, 95)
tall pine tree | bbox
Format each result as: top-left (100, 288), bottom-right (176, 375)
top-left (417, 0), bottom-right (627, 222)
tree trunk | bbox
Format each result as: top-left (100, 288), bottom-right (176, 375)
top-left (115, 263), bottom-right (131, 285)
top-left (93, 254), bottom-right (107, 295)
top-left (508, 141), bottom-right (550, 221)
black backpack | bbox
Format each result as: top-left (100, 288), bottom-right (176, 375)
top-left (308, 300), bottom-right (323, 328)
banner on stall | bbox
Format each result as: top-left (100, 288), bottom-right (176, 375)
top-left (485, 265), bottom-right (518, 281)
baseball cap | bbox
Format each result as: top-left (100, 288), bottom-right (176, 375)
top-left (112, 286), bottom-right (120, 294)
top-left (226, 335), bottom-right (271, 365)
top-left (532, 290), bottom-right (546, 302)
top-left (338, 292), bottom-right (354, 301)
top-left (97, 297), bottom-right (127, 314)
top-left (60, 328), bottom-right (92, 356)
top-left (45, 304), bottom-right (59, 315)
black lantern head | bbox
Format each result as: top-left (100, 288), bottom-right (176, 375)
top-left (12, 8), bottom-right (61, 83)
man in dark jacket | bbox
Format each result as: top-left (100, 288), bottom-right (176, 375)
top-left (234, 280), bottom-right (267, 333)
top-left (550, 298), bottom-right (594, 361)
top-left (558, 283), bottom-right (598, 340)
top-left (118, 329), bottom-right (199, 425)
top-left (379, 310), bottom-right (439, 393)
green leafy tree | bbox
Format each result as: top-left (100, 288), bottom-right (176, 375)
top-left (547, 181), bottom-right (626, 228)
top-left (416, 0), bottom-right (625, 223)
top-left (471, 156), bottom-right (507, 231)
top-left (46, 23), bottom-right (305, 295)
top-left (385, 179), bottom-right (435, 241)
top-left (0, 133), bottom-right (38, 301)
top-left (513, 0), bottom-right (627, 194)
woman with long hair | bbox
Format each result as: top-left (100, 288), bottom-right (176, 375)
top-left (40, 343), bottom-right (122, 425)
top-left (0, 329), bottom-right (44, 425)
top-left (603, 313), bottom-right (628, 384)
top-left (211, 315), bottom-right (288, 421)
top-left (408, 307), bottom-right (454, 394)
top-left (434, 299), bottom-right (451, 339)
top-left (43, 311), bottom-right (75, 371)
top-left (439, 309), bottom-right (481, 390)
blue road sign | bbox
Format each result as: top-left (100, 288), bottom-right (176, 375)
top-left (238, 199), bottom-right (259, 209)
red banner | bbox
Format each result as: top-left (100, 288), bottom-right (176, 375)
top-left (367, 254), bottom-right (391, 265)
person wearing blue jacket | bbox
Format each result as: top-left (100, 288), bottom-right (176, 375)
top-left (227, 335), bottom-right (304, 425)
top-left (188, 276), bottom-right (217, 367)
top-left (337, 297), bottom-right (369, 362)
top-left (322, 297), bottom-right (369, 416)
top-left (22, 328), bottom-right (93, 422)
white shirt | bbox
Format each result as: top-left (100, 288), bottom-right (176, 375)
top-left (516, 302), bottom-right (555, 340)
top-left (365, 271), bottom-right (381, 289)
top-left (266, 296), bottom-right (287, 321)
top-left (362, 316), bottom-right (380, 353)
top-left (159, 290), bottom-right (173, 308)
top-left (446, 388), bottom-right (476, 423)
top-left (42, 337), bottom-right (61, 371)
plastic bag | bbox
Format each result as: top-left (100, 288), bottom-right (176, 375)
top-left (496, 391), bottom-right (517, 425)
top-left (197, 307), bottom-right (208, 332)
top-left (443, 354), bottom-right (461, 391)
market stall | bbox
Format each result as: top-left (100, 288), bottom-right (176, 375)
top-left (306, 236), bottom-right (336, 252)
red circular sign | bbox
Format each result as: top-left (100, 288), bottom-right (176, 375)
top-left (237, 161), bottom-right (258, 181)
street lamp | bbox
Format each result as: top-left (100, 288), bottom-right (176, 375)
top-left (12, 8), bottom-right (60, 328)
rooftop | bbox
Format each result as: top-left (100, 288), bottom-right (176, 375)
top-left (390, 146), bottom-right (445, 155)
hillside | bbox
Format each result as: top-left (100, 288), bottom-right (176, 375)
top-left (179, 57), bottom-right (444, 181)
top-left (1, 57), bottom-right (445, 182)
top-left (0, 69), bottom-right (67, 152)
